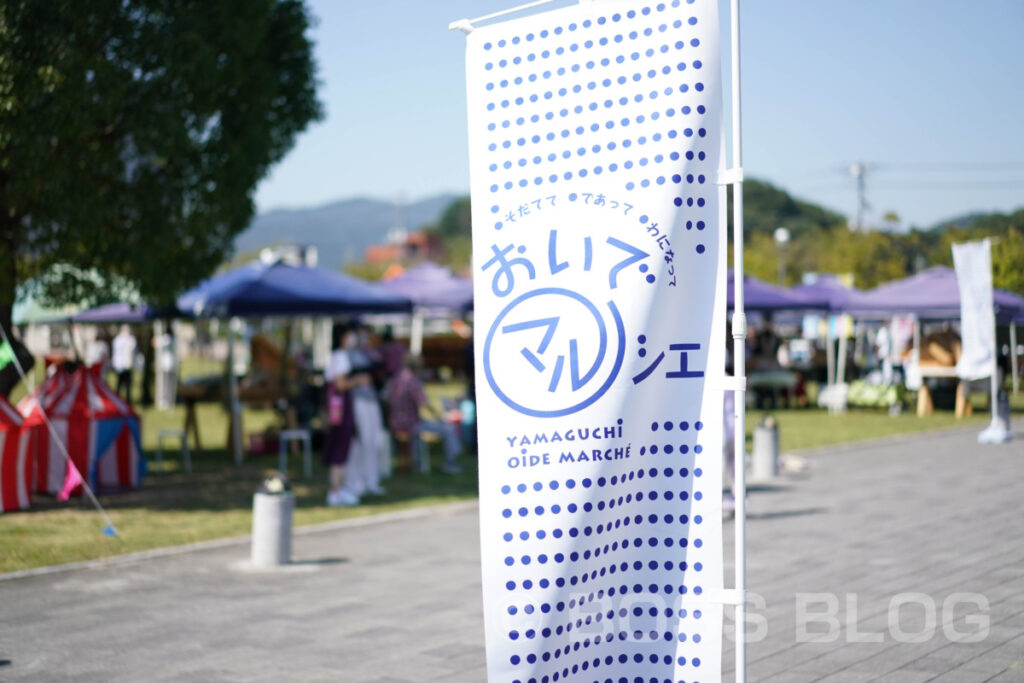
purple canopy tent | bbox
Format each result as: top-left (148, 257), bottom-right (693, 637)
top-left (378, 262), bottom-right (473, 356)
top-left (845, 266), bottom-right (1024, 323)
top-left (378, 262), bottom-right (473, 312)
top-left (782, 274), bottom-right (872, 397)
top-left (789, 274), bottom-right (861, 312)
top-left (847, 266), bottom-right (1024, 401)
top-left (726, 271), bottom-right (817, 311)
top-left (71, 302), bottom-right (171, 323)
top-left (786, 275), bottom-right (864, 390)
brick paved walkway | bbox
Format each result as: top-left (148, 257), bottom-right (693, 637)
top-left (1, 423), bottom-right (1021, 682)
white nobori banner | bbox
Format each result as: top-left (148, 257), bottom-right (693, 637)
top-left (463, 1), bottom-right (727, 680)
top-left (952, 238), bottom-right (996, 381)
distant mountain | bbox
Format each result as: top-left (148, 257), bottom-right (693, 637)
top-left (236, 194), bottom-right (460, 269)
top-left (925, 212), bottom-right (992, 232)
top-left (732, 178), bottom-right (847, 238)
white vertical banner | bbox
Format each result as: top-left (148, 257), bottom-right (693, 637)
top-left (953, 239), bottom-right (995, 381)
top-left (463, 1), bottom-right (727, 681)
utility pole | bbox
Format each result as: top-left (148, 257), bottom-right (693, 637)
top-left (849, 160), bottom-right (870, 230)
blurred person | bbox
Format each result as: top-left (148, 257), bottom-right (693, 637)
top-left (383, 355), bottom-right (462, 474)
top-left (85, 331), bottom-right (110, 372)
top-left (111, 325), bottom-right (137, 403)
top-left (379, 326), bottom-right (407, 381)
top-left (459, 382), bottom-right (477, 454)
top-left (874, 325), bottom-right (895, 385)
top-left (754, 324), bottom-right (781, 370)
top-left (342, 324), bottom-right (387, 496)
top-left (323, 324), bottom-right (364, 507)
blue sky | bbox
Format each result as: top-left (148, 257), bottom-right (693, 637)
top-left (254, 0), bottom-right (1024, 229)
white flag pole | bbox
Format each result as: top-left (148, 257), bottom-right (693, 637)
top-left (989, 324), bottom-right (998, 422)
top-left (728, 0), bottom-right (748, 679)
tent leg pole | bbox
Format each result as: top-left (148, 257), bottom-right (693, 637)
top-left (837, 329), bottom-right (848, 388)
top-left (228, 318), bottom-right (243, 466)
top-left (989, 325), bottom-right (999, 423)
top-left (825, 328), bottom-right (835, 413)
top-left (154, 320), bottom-right (166, 409)
top-left (1011, 324), bottom-right (1019, 395)
top-left (410, 309), bottom-right (424, 357)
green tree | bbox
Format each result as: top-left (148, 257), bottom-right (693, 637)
top-left (935, 220), bottom-right (1024, 296)
top-left (0, 0), bottom-right (322, 332)
top-left (432, 197), bottom-right (471, 239)
top-left (738, 232), bottom-right (782, 283)
top-left (992, 227), bottom-right (1024, 295)
top-left (343, 261), bottom-right (391, 282)
top-left (423, 196), bottom-right (472, 270)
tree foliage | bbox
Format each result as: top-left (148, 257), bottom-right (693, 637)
top-left (991, 227), bottom-right (1024, 296)
top-left (0, 0), bottom-right (322, 328)
top-left (423, 196), bottom-right (472, 270)
top-left (732, 183), bottom-right (1024, 293)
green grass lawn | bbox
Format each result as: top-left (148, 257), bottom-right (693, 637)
top-left (1, 397), bottom-right (480, 573)
top-left (746, 408), bottom-right (988, 452)
top-left (1, 374), bottom-right (1020, 574)
top-left (747, 390), bottom-right (1022, 452)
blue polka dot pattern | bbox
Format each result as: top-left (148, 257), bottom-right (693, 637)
top-left (469, 0), bottom-right (719, 260)
top-left (464, 1), bottom-right (724, 680)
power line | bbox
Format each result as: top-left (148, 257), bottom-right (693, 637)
top-left (798, 179), bottom-right (1024, 192)
top-left (875, 180), bottom-right (1024, 190)
top-left (875, 161), bottom-right (1024, 172)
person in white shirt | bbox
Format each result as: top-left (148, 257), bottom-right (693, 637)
top-left (111, 325), bottom-right (137, 403)
top-left (85, 335), bottom-right (110, 373)
top-left (340, 325), bottom-right (387, 498)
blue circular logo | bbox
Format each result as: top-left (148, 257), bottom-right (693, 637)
top-left (483, 287), bottom-right (625, 417)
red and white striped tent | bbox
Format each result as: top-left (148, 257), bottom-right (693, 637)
top-left (0, 396), bottom-right (31, 513)
top-left (17, 366), bottom-right (71, 494)
top-left (20, 365), bottom-right (142, 496)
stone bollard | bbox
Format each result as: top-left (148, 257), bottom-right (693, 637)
top-left (752, 414), bottom-right (779, 480)
top-left (251, 474), bottom-right (294, 567)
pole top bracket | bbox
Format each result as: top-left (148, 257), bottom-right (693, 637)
top-left (717, 167), bottom-right (745, 185)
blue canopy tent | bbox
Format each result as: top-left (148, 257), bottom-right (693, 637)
top-left (178, 259), bottom-right (411, 318)
top-left (178, 259), bottom-right (412, 465)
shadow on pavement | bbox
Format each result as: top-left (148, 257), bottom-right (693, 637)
top-left (290, 557), bottom-right (348, 567)
top-left (747, 506), bottom-right (829, 521)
